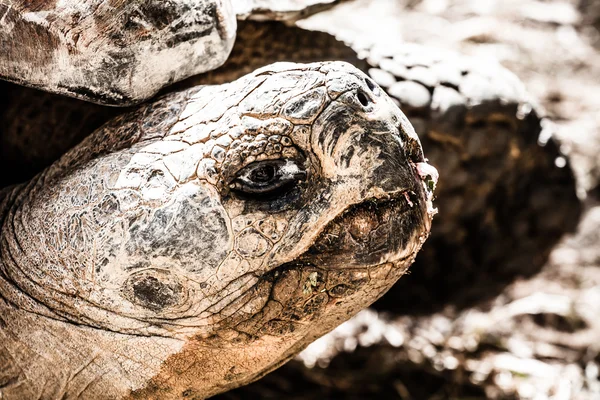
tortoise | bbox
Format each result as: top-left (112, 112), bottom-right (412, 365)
top-left (0, 1), bottom-right (439, 399)
top-left (1, 9), bottom-right (581, 312)
top-left (0, 0), bottom-right (581, 398)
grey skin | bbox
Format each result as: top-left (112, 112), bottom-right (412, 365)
top-left (0, 0), bottom-right (344, 105)
top-left (0, 0), bottom-right (237, 105)
top-left (0, 62), bottom-right (437, 399)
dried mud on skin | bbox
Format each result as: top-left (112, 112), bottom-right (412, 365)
top-left (215, 0), bottom-right (600, 399)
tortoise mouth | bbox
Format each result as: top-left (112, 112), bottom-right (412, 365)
top-left (288, 190), bottom-right (426, 271)
top-left (197, 191), bottom-right (431, 342)
top-left (239, 191), bottom-right (428, 337)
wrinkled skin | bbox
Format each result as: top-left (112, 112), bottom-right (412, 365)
top-left (0, 0), bottom-right (236, 105)
top-left (0, 62), bottom-right (436, 399)
top-left (0, 0), bottom-right (346, 105)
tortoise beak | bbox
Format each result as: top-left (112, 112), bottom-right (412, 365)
top-left (415, 162), bottom-right (439, 188)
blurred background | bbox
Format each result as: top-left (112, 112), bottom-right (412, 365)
top-left (216, 1), bottom-right (600, 398)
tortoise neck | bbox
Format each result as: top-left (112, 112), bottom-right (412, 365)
top-left (0, 295), bottom-right (181, 399)
top-left (0, 177), bottom-right (65, 321)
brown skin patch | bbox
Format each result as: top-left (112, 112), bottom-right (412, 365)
top-left (124, 278), bottom-right (322, 399)
top-left (125, 263), bottom-right (407, 400)
top-left (126, 335), bottom-right (310, 400)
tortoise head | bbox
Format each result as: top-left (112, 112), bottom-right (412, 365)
top-left (0, 62), bottom-right (436, 397)
top-left (106, 62), bottom-right (437, 333)
top-left (111, 61), bottom-right (438, 334)
top-left (214, 62), bottom-right (438, 326)
top-left (121, 62), bottom-right (437, 395)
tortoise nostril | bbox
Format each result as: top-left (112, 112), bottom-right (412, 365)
top-left (357, 89), bottom-right (371, 107)
top-left (365, 78), bottom-right (379, 94)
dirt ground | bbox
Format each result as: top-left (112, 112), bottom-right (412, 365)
top-left (217, 1), bottom-right (600, 399)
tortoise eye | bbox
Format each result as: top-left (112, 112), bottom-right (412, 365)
top-left (249, 163), bottom-right (276, 184)
top-left (231, 160), bottom-right (306, 196)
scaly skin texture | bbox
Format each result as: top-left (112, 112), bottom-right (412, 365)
top-left (0, 62), bottom-right (436, 399)
top-left (0, 0), bottom-right (236, 105)
top-left (0, 22), bottom-right (361, 187)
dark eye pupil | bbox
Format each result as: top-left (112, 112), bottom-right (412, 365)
top-left (250, 165), bottom-right (276, 183)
